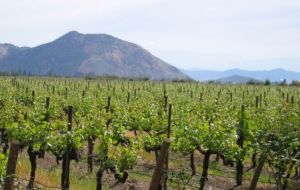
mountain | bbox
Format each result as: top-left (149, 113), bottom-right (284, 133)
top-left (215, 75), bottom-right (260, 84)
top-left (0, 43), bottom-right (28, 59)
top-left (0, 31), bottom-right (189, 80)
top-left (182, 68), bottom-right (300, 83)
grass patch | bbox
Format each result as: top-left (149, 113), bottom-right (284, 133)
top-left (15, 153), bottom-right (110, 190)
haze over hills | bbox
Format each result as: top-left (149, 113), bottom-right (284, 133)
top-left (0, 31), bottom-right (189, 80)
top-left (182, 68), bottom-right (300, 83)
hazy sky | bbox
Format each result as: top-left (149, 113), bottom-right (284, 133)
top-left (1, 0), bottom-right (300, 71)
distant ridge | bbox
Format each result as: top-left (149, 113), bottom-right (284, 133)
top-left (0, 31), bottom-right (190, 80)
top-left (182, 68), bottom-right (300, 82)
top-left (215, 75), bottom-right (260, 84)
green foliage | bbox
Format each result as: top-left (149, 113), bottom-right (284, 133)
top-left (0, 153), bottom-right (7, 184)
top-left (0, 76), bottom-right (299, 189)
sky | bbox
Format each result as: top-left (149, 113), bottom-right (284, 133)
top-left (1, 0), bottom-right (300, 71)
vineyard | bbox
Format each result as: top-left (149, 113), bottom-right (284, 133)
top-left (0, 76), bottom-right (299, 190)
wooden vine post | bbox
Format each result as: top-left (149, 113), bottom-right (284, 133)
top-left (32, 90), bottom-right (35, 102)
top-left (45, 97), bottom-right (50, 122)
top-left (149, 138), bottom-right (171, 190)
top-left (255, 96), bottom-right (259, 109)
top-left (236, 105), bottom-right (245, 186)
top-left (249, 155), bottom-right (266, 190)
top-left (105, 96), bottom-right (111, 129)
top-left (127, 92), bottom-right (130, 104)
top-left (4, 140), bottom-right (20, 190)
top-left (250, 97), bottom-right (260, 170)
top-left (163, 104), bottom-right (172, 190)
top-left (87, 136), bottom-right (94, 174)
top-left (61, 106), bottom-right (73, 190)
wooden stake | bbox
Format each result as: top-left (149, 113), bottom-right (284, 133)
top-left (4, 140), bottom-right (20, 190)
top-left (149, 139), bottom-right (171, 190)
